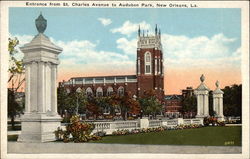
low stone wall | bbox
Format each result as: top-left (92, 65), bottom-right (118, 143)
top-left (60, 118), bottom-right (204, 135)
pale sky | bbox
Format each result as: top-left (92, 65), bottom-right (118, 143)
top-left (9, 8), bottom-right (241, 94)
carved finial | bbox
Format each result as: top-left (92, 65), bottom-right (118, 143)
top-left (215, 80), bottom-right (220, 88)
top-left (200, 74), bottom-right (205, 82)
top-left (35, 12), bottom-right (47, 33)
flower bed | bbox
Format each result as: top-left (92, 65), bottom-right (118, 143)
top-left (111, 124), bottom-right (203, 136)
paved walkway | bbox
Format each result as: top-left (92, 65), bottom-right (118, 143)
top-left (8, 142), bottom-right (241, 154)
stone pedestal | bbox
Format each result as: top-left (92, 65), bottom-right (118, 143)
top-left (18, 14), bottom-right (63, 142)
top-left (195, 74), bottom-right (210, 119)
top-left (140, 118), bottom-right (149, 129)
top-left (213, 81), bottom-right (224, 121)
top-left (17, 113), bottom-right (61, 142)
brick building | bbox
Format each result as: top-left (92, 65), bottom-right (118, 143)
top-left (165, 95), bottom-right (182, 118)
top-left (60, 25), bottom-right (164, 102)
top-left (182, 87), bottom-right (194, 98)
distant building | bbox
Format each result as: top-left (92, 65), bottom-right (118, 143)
top-left (164, 95), bottom-right (182, 118)
top-left (60, 25), bottom-right (164, 102)
top-left (182, 87), bottom-right (194, 98)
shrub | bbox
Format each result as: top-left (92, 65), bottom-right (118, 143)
top-left (204, 117), bottom-right (225, 126)
top-left (54, 115), bottom-right (102, 143)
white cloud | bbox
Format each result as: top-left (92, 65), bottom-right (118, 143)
top-left (49, 38), bottom-right (135, 74)
top-left (111, 21), bottom-right (151, 37)
top-left (98, 18), bottom-right (112, 26)
top-left (116, 38), bottom-right (137, 55)
top-left (161, 33), bottom-right (240, 69)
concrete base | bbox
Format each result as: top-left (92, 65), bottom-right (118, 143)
top-left (18, 113), bottom-right (62, 142)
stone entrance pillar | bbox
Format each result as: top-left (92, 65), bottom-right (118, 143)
top-left (213, 80), bottom-right (224, 121)
top-left (18, 13), bottom-right (63, 142)
top-left (194, 74), bottom-right (210, 118)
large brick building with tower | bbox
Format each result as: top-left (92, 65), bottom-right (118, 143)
top-left (60, 25), bottom-right (165, 103)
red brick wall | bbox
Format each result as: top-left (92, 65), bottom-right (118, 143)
top-left (136, 48), bottom-right (164, 102)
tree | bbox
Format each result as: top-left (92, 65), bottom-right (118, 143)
top-left (181, 95), bottom-right (197, 118)
top-left (139, 90), bottom-right (162, 119)
top-left (223, 84), bottom-right (242, 117)
top-left (58, 87), bottom-right (87, 115)
top-left (86, 96), bottom-right (101, 120)
top-left (8, 89), bottom-right (24, 129)
top-left (8, 37), bottom-right (25, 129)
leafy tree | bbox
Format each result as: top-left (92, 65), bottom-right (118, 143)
top-left (119, 92), bottom-right (141, 120)
top-left (223, 84), bottom-right (242, 117)
top-left (86, 96), bottom-right (101, 119)
top-left (8, 89), bottom-right (24, 129)
top-left (58, 86), bottom-right (88, 117)
top-left (181, 95), bottom-right (197, 118)
top-left (8, 37), bottom-right (25, 129)
top-left (139, 90), bottom-right (162, 119)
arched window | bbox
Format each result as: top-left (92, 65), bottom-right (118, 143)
top-left (96, 87), bottom-right (103, 97)
top-left (107, 87), bottom-right (114, 96)
top-left (117, 86), bottom-right (124, 96)
top-left (144, 52), bottom-right (151, 74)
top-left (86, 87), bottom-right (93, 96)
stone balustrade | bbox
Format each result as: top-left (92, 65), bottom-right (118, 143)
top-left (60, 118), bottom-right (204, 135)
top-left (149, 120), bottom-right (163, 127)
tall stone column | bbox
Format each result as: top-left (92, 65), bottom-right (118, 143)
top-left (194, 74), bottom-right (210, 119)
top-left (18, 13), bottom-right (63, 142)
top-left (213, 81), bottom-right (224, 121)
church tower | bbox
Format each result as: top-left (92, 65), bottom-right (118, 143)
top-left (136, 25), bottom-right (164, 101)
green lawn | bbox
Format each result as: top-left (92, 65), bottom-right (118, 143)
top-left (90, 126), bottom-right (241, 146)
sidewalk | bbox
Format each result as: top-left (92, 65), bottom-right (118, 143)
top-left (8, 142), bottom-right (241, 154)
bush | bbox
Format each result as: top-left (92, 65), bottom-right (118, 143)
top-left (204, 117), bottom-right (225, 126)
top-left (54, 115), bottom-right (102, 143)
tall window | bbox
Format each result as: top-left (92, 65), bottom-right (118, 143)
top-left (86, 87), bottom-right (93, 96)
top-left (96, 87), bottom-right (103, 97)
top-left (145, 52), bottom-right (151, 74)
top-left (107, 87), bottom-right (114, 96)
top-left (117, 86), bottom-right (124, 96)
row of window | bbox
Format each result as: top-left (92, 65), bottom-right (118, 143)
top-left (66, 86), bottom-right (125, 97)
